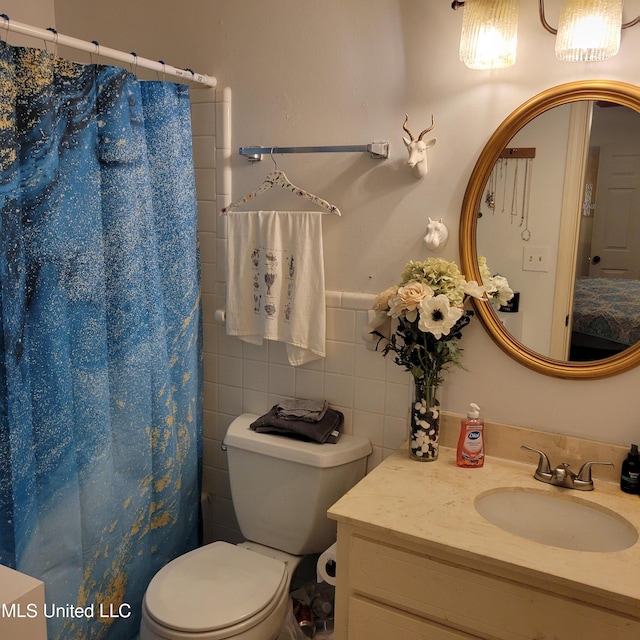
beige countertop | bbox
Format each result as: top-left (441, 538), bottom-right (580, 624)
top-left (328, 442), bottom-right (640, 611)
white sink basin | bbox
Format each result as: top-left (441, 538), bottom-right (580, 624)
top-left (475, 488), bottom-right (638, 552)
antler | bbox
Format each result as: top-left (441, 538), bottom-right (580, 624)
top-left (417, 115), bottom-right (435, 141)
top-left (402, 114), bottom-right (414, 141)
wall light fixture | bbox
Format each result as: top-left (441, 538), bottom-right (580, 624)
top-left (457, 0), bottom-right (519, 69)
top-left (452, 0), bottom-right (640, 69)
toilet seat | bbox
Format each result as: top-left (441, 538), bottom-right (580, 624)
top-left (144, 541), bottom-right (288, 635)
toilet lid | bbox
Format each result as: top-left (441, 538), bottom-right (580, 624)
top-left (145, 541), bottom-right (287, 633)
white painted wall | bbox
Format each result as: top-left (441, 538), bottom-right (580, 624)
top-left (7, 0), bottom-right (640, 538)
top-left (48, 0), bottom-right (640, 441)
top-left (0, 0), bottom-right (56, 45)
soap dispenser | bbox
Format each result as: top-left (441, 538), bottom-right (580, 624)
top-left (456, 403), bottom-right (485, 468)
top-left (621, 444), bottom-right (640, 494)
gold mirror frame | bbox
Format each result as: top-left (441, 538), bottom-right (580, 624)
top-left (459, 80), bottom-right (640, 379)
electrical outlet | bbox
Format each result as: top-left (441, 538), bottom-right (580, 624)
top-left (522, 246), bottom-right (549, 272)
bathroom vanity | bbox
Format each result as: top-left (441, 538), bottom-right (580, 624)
top-left (328, 421), bottom-right (640, 640)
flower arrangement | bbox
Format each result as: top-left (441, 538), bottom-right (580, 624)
top-left (364, 257), bottom-right (512, 461)
top-left (366, 258), bottom-right (487, 388)
top-left (478, 256), bottom-right (514, 307)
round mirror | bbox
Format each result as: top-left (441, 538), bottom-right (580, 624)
top-left (459, 80), bottom-right (640, 379)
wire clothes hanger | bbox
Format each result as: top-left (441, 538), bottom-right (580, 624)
top-left (220, 149), bottom-right (341, 216)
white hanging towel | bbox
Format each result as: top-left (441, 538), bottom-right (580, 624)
top-left (226, 210), bottom-right (326, 366)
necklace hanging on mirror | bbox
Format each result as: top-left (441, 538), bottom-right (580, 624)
top-left (520, 158), bottom-right (533, 241)
top-left (520, 159), bottom-right (528, 227)
top-left (485, 164), bottom-right (497, 212)
top-left (510, 159), bottom-right (519, 224)
top-left (501, 159), bottom-right (507, 214)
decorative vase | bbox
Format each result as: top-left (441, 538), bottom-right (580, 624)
top-left (409, 378), bottom-right (440, 461)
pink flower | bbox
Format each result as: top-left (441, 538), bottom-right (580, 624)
top-left (388, 281), bottom-right (434, 322)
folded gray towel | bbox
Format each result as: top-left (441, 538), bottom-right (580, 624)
top-left (250, 405), bottom-right (343, 444)
top-left (277, 398), bottom-right (328, 422)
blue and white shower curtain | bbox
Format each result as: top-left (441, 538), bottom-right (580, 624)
top-left (0, 43), bottom-right (202, 639)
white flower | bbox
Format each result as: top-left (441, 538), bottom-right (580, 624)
top-left (490, 275), bottom-right (514, 307)
top-left (388, 280), bottom-right (434, 321)
top-left (367, 258), bottom-right (485, 382)
top-left (463, 279), bottom-right (487, 300)
top-left (418, 295), bottom-right (464, 339)
top-left (362, 309), bottom-right (392, 351)
top-left (478, 256), bottom-right (514, 307)
top-left (478, 256), bottom-right (492, 282)
top-left (373, 285), bottom-right (398, 311)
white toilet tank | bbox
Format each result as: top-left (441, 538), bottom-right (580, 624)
top-left (223, 413), bottom-right (371, 556)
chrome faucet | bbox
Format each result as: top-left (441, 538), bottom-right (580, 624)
top-left (521, 445), bottom-right (613, 491)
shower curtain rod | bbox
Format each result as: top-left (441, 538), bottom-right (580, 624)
top-left (0, 15), bottom-right (217, 88)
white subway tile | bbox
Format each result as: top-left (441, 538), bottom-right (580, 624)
top-left (203, 409), bottom-right (218, 440)
top-left (203, 381), bottom-right (218, 412)
top-left (198, 230), bottom-right (217, 264)
top-left (216, 149), bottom-right (232, 194)
top-left (242, 340), bottom-right (269, 362)
top-left (326, 307), bottom-right (355, 342)
top-left (325, 290), bottom-right (342, 307)
top-left (295, 368), bottom-right (325, 400)
top-left (383, 415), bottom-right (408, 450)
top-left (269, 364), bottom-right (295, 397)
top-left (190, 102), bottom-right (215, 136)
top-left (216, 239), bottom-right (227, 282)
top-left (352, 410), bottom-right (384, 448)
top-left (354, 378), bottom-right (385, 414)
top-left (341, 292), bottom-right (375, 310)
top-left (197, 200), bottom-right (217, 234)
top-left (243, 359), bottom-right (268, 392)
top-left (215, 100), bottom-right (231, 149)
top-left (217, 328), bottom-right (242, 357)
top-left (195, 168), bottom-right (216, 202)
top-left (203, 352), bottom-right (217, 383)
top-left (218, 384), bottom-right (243, 416)
top-left (385, 381), bottom-right (411, 418)
top-left (354, 344), bottom-right (386, 381)
top-left (218, 355), bottom-right (242, 387)
top-left (192, 135), bottom-right (216, 169)
top-left (202, 321), bottom-right (217, 354)
top-left (267, 341), bottom-right (290, 366)
top-left (200, 263), bottom-right (216, 296)
top-left (324, 373), bottom-right (354, 408)
top-left (385, 358), bottom-right (410, 384)
top-left (325, 340), bottom-right (355, 375)
top-left (242, 390), bottom-right (269, 416)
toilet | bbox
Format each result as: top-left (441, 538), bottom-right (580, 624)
top-left (140, 413), bottom-right (371, 640)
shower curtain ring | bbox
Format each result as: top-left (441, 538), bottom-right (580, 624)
top-left (270, 148), bottom-right (278, 170)
top-left (45, 27), bottom-right (59, 56)
top-left (0, 14), bottom-right (9, 43)
top-left (91, 40), bottom-right (101, 66)
top-left (158, 60), bottom-right (166, 82)
top-left (130, 51), bottom-right (138, 74)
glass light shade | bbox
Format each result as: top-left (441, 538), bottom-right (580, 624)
top-left (555, 0), bottom-right (622, 62)
top-left (459, 0), bottom-right (518, 70)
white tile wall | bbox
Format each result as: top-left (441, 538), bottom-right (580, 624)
top-left (193, 87), bottom-right (413, 543)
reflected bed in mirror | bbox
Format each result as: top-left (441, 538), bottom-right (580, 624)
top-left (459, 81), bottom-right (640, 379)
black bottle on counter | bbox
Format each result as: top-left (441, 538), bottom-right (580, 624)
top-left (621, 444), bottom-right (640, 494)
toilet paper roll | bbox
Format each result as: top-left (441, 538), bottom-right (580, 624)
top-left (316, 542), bottom-right (337, 586)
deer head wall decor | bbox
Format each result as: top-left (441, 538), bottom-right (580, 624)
top-left (402, 114), bottom-right (436, 178)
